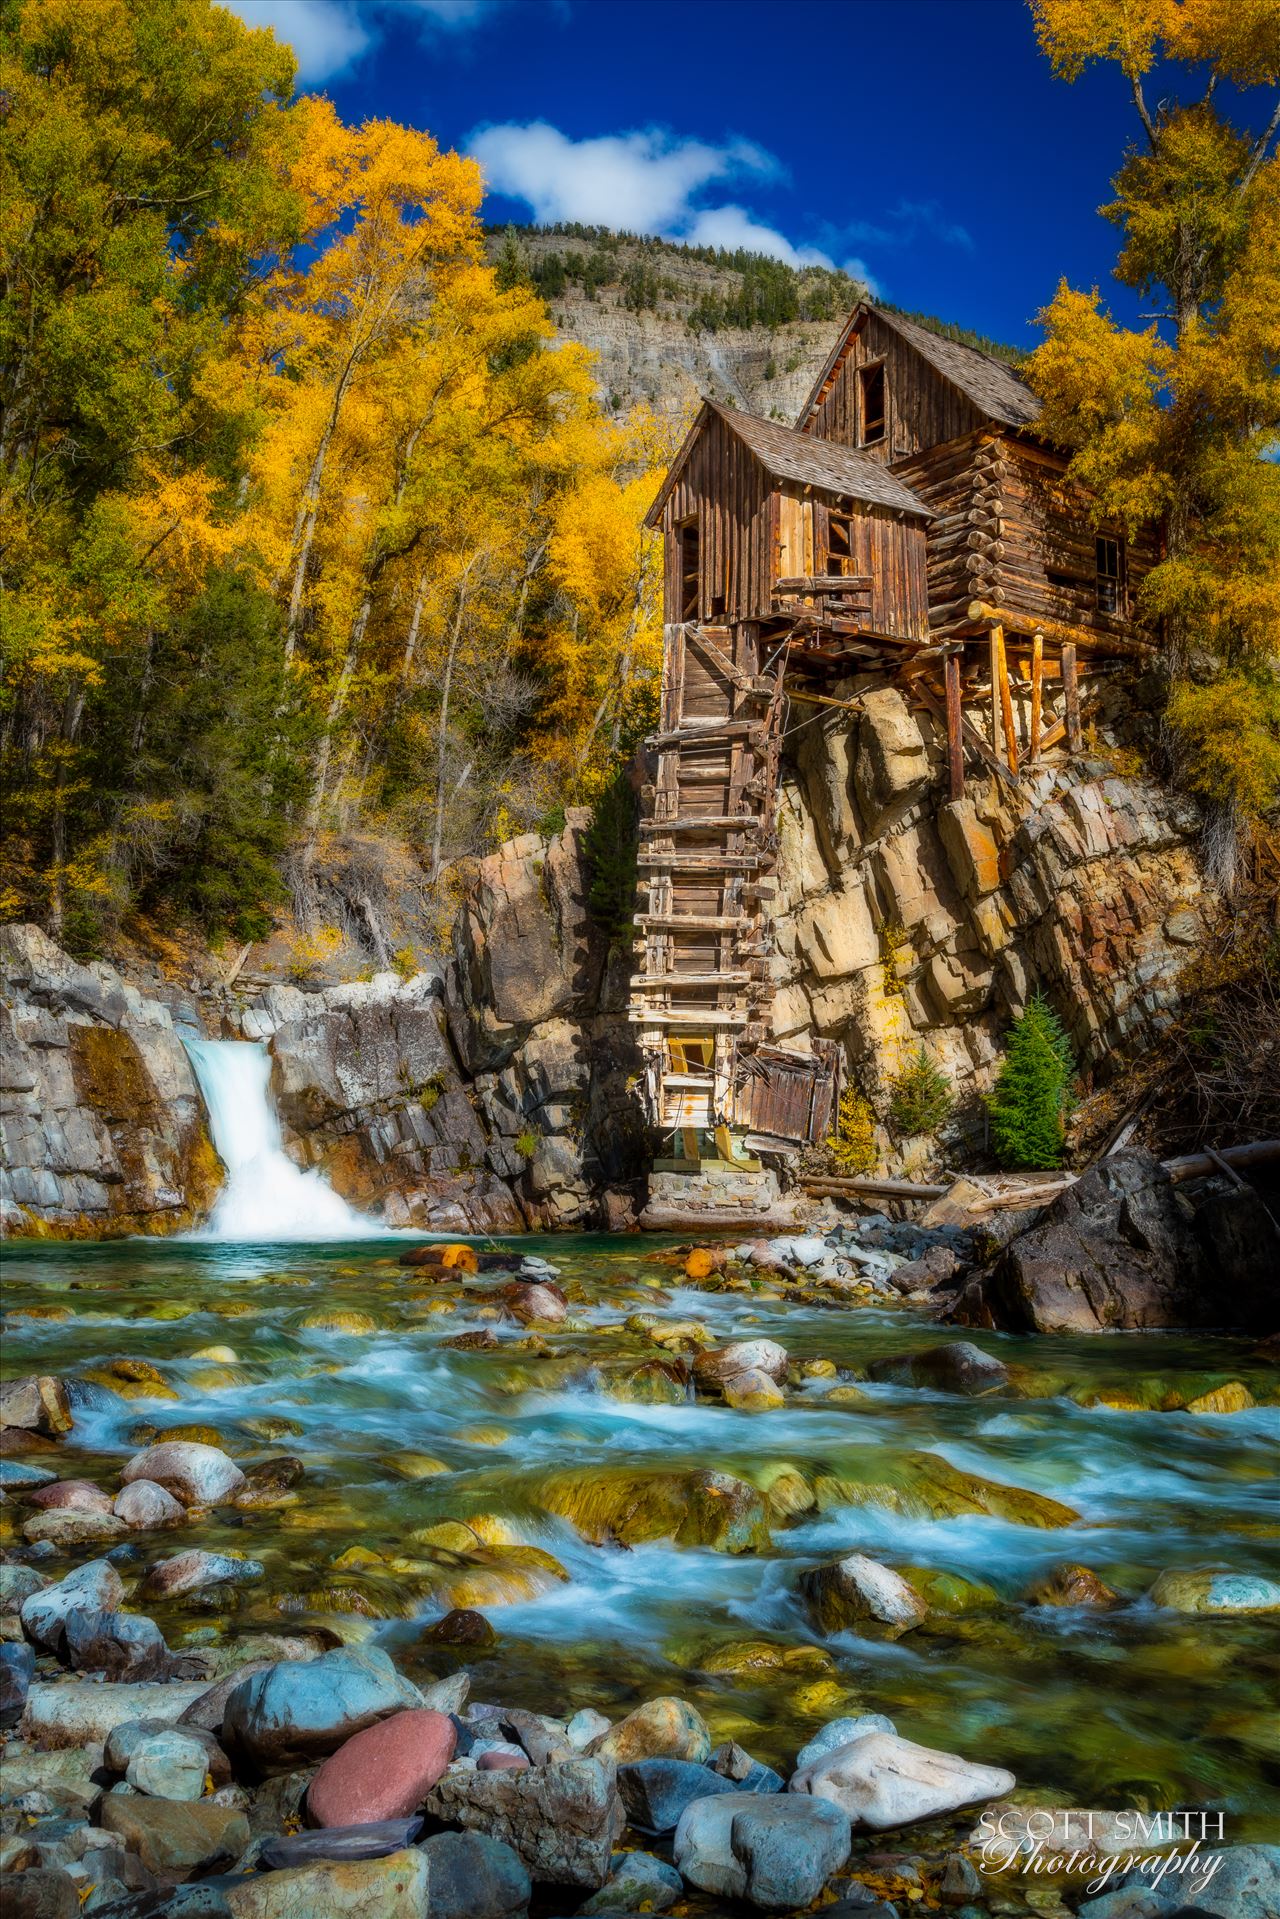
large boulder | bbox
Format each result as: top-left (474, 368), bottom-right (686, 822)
top-left (867, 1341), bottom-right (1009, 1396)
top-left (19, 1558), bottom-right (124, 1652)
top-left (535, 1466), bottom-right (770, 1554)
top-left (674, 1791), bottom-right (851, 1910)
top-left (800, 1554), bottom-right (929, 1639)
top-left (21, 1679), bottom-right (209, 1748)
top-left (224, 1847), bottom-right (430, 1919)
top-left (99, 1795), bottom-right (249, 1883)
top-left (422, 1756), bottom-right (624, 1889)
top-left (223, 1647), bottom-right (422, 1777)
top-left (0, 1375), bottom-right (73, 1435)
top-left (958, 1150), bottom-right (1274, 1334)
top-left (417, 1831), bottom-right (532, 1919)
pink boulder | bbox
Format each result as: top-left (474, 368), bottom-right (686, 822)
top-left (477, 1749), bottom-right (530, 1772)
top-left (307, 1709), bottom-right (456, 1829)
top-left (28, 1479), bottom-right (113, 1514)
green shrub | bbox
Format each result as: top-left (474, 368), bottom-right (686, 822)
top-left (987, 994), bottom-right (1075, 1169)
top-left (514, 1129), bottom-right (537, 1160)
top-left (583, 770), bottom-right (637, 950)
top-left (888, 1047), bottom-right (953, 1136)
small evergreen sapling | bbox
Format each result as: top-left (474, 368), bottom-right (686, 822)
top-left (889, 1047), bottom-right (953, 1137)
top-left (988, 993), bottom-right (1074, 1169)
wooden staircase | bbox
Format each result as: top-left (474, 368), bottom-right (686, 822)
top-left (630, 620), bottom-right (790, 1137)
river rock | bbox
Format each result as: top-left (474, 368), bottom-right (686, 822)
top-left (536, 1466), bottom-right (770, 1553)
top-left (141, 1550), bottom-right (265, 1600)
top-left (0, 1869), bottom-right (81, 1918)
top-left (126, 1725), bottom-right (227, 1800)
top-left (674, 1791), bottom-right (851, 1909)
top-left (423, 1756), bottom-right (624, 1889)
top-left (565, 1708), bottom-right (611, 1750)
top-left (121, 1442), bottom-right (246, 1507)
top-left (226, 1846), bottom-right (429, 1917)
top-left (1075, 1843), bottom-right (1280, 1919)
top-left (422, 1608), bottom-right (496, 1648)
top-left (867, 1341), bottom-right (1009, 1396)
top-left (800, 1554), bottom-right (929, 1638)
top-left (1147, 1568), bottom-right (1280, 1614)
top-left (0, 1641), bottom-right (36, 1726)
top-left (26, 1477), bottom-right (113, 1513)
top-left (20, 1558), bottom-right (124, 1651)
top-left (578, 1847), bottom-right (683, 1914)
top-left (0, 1459), bottom-right (60, 1489)
top-left (793, 1716), bottom-right (896, 1772)
top-left (21, 1507), bottom-right (127, 1549)
top-left (63, 1608), bottom-right (171, 1679)
top-left (1024, 1563), bottom-right (1120, 1607)
top-left (477, 1748), bottom-right (529, 1772)
top-left (499, 1280), bottom-right (567, 1325)
top-left (222, 1647), bottom-right (422, 1776)
top-left (0, 1376), bottom-right (73, 1436)
top-left (588, 1696), bottom-right (711, 1765)
top-left (100, 1795), bottom-right (249, 1882)
top-left (790, 1730), bottom-right (1015, 1830)
top-left (417, 1830), bottom-right (532, 1919)
top-left (260, 1819), bottom-right (425, 1869)
top-left (0, 1563), bottom-right (47, 1607)
top-left (709, 1741), bottom-right (784, 1793)
top-left (21, 1680), bottom-right (210, 1748)
top-left (722, 1369), bottom-right (786, 1410)
top-left (694, 1339), bottom-right (789, 1386)
top-left (307, 1708), bottom-right (456, 1827)
top-left (114, 1479), bottom-right (187, 1529)
top-left (618, 1757), bottom-right (740, 1832)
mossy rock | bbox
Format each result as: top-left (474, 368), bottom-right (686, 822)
top-left (1148, 1568), bottom-right (1280, 1614)
top-left (383, 1454), bottom-right (451, 1480)
top-left (694, 1638), bottom-right (835, 1678)
top-left (594, 1358), bottom-right (689, 1405)
top-left (900, 1567), bottom-right (1002, 1614)
top-left (411, 1545), bottom-right (570, 1610)
top-left (812, 1450), bottom-right (1078, 1529)
top-left (239, 1416), bottom-right (305, 1442)
top-left (534, 1465), bottom-right (770, 1554)
top-left (297, 1308), bottom-right (380, 1335)
top-left (747, 1461), bottom-right (815, 1520)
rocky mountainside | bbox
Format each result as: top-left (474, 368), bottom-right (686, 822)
top-left (486, 228), bottom-right (1021, 422)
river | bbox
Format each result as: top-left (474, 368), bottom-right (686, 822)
top-left (4, 1230), bottom-right (1277, 1842)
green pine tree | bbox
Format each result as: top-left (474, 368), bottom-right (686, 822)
top-left (583, 771), bottom-right (637, 951)
top-left (889, 1046), bottom-right (953, 1137)
top-left (987, 994), bottom-right (1075, 1170)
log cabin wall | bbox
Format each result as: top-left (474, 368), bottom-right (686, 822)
top-left (802, 309), bottom-right (987, 463)
top-left (886, 428), bottom-right (992, 638)
top-left (992, 437), bottom-right (1158, 642)
top-left (659, 407), bottom-right (773, 625)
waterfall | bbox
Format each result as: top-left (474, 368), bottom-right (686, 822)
top-left (185, 1038), bottom-right (381, 1241)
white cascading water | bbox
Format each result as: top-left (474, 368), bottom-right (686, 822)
top-left (185, 1038), bottom-right (379, 1240)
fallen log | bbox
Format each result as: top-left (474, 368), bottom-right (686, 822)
top-left (800, 1177), bottom-right (951, 1201)
top-left (1161, 1140), bottom-right (1280, 1184)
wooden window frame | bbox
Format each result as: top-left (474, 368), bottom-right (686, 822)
top-left (826, 508), bottom-right (856, 575)
top-left (1095, 534), bottom-right (1126, 616)
top-left (857, 361), bottom-right (887, 447)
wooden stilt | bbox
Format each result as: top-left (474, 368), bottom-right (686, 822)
top-left (944, 650), bottom-right (964, 801)
top-left (1029, 629), bottom-right (1043, 760)
top-left (994, 622), bottom-right (1018, 774)
top-left (989, 625), bottom-right (1003, 764)
top-left (1061, 641), bottom-right (1082, 752)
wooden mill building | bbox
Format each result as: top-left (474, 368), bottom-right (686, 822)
top-left (634, 301), bottom-right (1159, 1157)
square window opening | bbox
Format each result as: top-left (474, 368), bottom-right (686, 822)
top-left (858, 363), bottom-right (886, 446)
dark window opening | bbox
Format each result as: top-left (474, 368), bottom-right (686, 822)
top-left (677, 518), bottom-right (699, 621)
top-left (1046, 569), bottom-right (1079, 591)
top-left (1095, 535), bottom-right (1125, 615)
top-left (827, 510), bottom-right (855, 574)
top-left (858, 363), bottom-right (886, 445)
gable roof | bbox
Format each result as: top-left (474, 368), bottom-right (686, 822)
top-left (797, 302), bottom-right (1042, 434)
top-left (644, 399), bottom-right (932, 529)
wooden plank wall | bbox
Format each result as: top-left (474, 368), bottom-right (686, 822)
top-left (660, 409), bottom-right (773, 625)
top-left (803, 309), bottom-right (986, 462)
top-left (993, 439), bottom-right (1157, 641)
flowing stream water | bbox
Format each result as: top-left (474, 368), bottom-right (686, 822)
top-left (4, 1048), bottom-right (1277, 1842)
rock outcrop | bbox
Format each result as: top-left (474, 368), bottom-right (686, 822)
top-left (772, 676), bottom-right (1207, 1167)
top-left (0, 925), bottom-right (220, 1238)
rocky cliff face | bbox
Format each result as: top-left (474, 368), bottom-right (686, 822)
top-left (2, 707), bottom-right (1213, 1237)
top-left (0, 925), bottom-right (220, 1237)
top-left (770, 678), bottom-right (1206, 1170)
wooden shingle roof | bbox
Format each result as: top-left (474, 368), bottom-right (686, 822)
top-left (797, 302), bottom-right (1042, 434)
top-left (644, 399), bottom-right (932, 528)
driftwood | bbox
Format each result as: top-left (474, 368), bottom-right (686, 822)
top-left (801, 1176), bottom-right (951, 1201)
top-left (1162, 1140), bottom-right (1280, 1184)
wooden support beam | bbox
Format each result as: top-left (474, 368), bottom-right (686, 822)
top-left (1029, 629), bottom-right (1044, 760)
top-left (637, 852), bottom-right (761, 872)
top-left (1061, 641), bottom-right (1082, 752)
top-left (967, 599), bottom-right (1155, 658)
top-left (635, 914), bottom-right (747, 932)
top-left (993, 622), bottom-right (1018, 775)
top-left (634, 970), bottom-right (751, 989)
top-left (775, 574), bottom-right (872, 594)
top-left (627, 1008), bottom-right (748, 1027)
top-left (944, 651), bottom-right (964, 802)
top-left (988, 624), bottom-right (1004, 767)
top-left (786, 688), bottom-right (866, 715)
top-left (639, 815), bottom-right (763, 834)
top-left (914, 680), bottom-right (1024, 797)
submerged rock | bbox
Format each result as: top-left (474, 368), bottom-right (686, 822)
top-left (141, 1550), bottom-right (265, 1600)
top-left (1024, 1563), bottom-right (1121, 1608)
top-left (535, 1466), bottom-right (770, 1553)
top-left (867, 1340), bottom-right (1009, 1396)
top-left (1148, 1569), bottom-right (1280, 1614)
top-left (812, 1450), bottom-right (1078, 1529)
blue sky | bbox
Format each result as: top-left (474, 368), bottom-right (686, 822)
top-left (221, 0), bottom-right (1224, 349)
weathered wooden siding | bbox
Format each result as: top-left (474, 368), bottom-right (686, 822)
top-left (803, 309), bottom-right (986, 463)
top-left (810, 493), bottom-right (930, 641)
top-left (660, 408), bottom-right (774, 625)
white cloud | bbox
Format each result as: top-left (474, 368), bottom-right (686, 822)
top-left (220, 0), bottom-right (504, 82)
top-left (684, 204), bottom-right (834, 269)
top-left (468, 122), bottom-right (778, 233)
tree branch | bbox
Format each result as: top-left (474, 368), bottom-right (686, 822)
top-left (1130, 72), bottom-right (1158, 149)
top-left (1239, 92), bottom-right (1280, 194)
